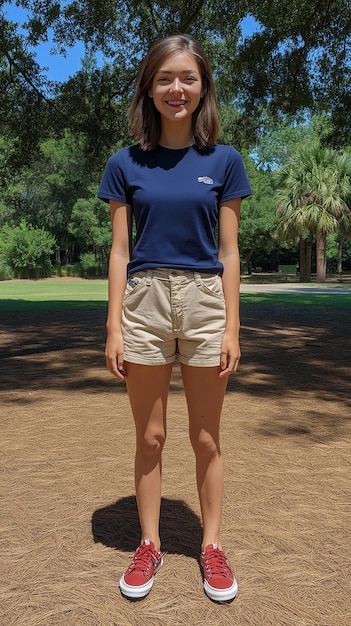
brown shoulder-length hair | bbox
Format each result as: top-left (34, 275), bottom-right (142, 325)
top-left (128, 34), bottom-right (220, 151)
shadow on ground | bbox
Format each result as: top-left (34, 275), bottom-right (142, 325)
top-left (1, 301), bottom-right (350, 626)
top-left (92, 496), bottom-right (203, 559)
top-left (1, 304), bottom-right (350, 405)
top-left (1, 301), bottom-right (350, 449)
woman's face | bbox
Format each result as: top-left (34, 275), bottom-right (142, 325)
top-left (149, 51), bottom-right (203, 124)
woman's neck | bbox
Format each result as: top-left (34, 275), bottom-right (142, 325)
top-left (159, 124), bottom-right (194, 150)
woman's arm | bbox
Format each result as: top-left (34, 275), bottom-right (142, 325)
top-left (218, 197), bottom-right (241, 377)
top-left (105, 199), bottom-right (132, 380)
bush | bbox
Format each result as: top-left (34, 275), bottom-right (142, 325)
top-left (0, 262), bottom-right (14, 281)
top-left (55, 264), bottom-right (76, 277)
top-left (75, 252), bottom-right (107, 278)
top-left (0, 220), bottom-right (56, 278)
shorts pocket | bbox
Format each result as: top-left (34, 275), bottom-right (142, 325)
top-left (124, 275), bottom-right (148, 300)
top-left (197, 274), bottom-right (224, 299)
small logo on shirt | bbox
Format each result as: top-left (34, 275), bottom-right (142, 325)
top-left (198, 176), bottom-right (213, 185)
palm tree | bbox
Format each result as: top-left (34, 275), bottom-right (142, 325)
top-left (336, 212), bottom-right (351, 277)
top-left (275, 144), bottom-right (351, 282)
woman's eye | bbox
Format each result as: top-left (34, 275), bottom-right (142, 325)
top-left (156, 76), bottom-right (197, 83)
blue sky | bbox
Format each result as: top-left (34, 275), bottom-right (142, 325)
top-left (3, 3), bottom-right (260, 82)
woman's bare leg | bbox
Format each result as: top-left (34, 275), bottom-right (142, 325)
top-left (181, 364), bottom-right (228, 550)
top-left (125, 362), bottom-right (173, 551)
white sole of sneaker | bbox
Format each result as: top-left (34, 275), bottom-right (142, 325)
top-left (203, 577), bottom-right (238, 603)
top-left (119, 558), bottom-right (163, 599)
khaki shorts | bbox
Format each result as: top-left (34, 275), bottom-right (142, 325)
top-left (122, 268), bottom-right (226, 367)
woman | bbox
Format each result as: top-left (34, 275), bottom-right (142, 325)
top-left (98, 34), bottom-right (252, 603)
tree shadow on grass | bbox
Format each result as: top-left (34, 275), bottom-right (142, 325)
top-left (91, 496), bottom-right (203, 559)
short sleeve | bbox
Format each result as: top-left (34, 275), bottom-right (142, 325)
top-left (220, 147), bottom-right (252, 202)
top-left (97, 151), bottom-right (129, 204)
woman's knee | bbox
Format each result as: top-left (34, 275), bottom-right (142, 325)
top-left (137, 431), bottom-right (166, 457)
top-left (190, 428), bottom-right (220, 459)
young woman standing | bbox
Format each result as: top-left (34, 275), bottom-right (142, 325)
top-left (98, 34), bottom-right (252, 603)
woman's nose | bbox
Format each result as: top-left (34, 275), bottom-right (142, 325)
top-left (170, 78), bottom-right (182, 92)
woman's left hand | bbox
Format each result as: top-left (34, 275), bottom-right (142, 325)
top-left (219, 331), bottom-right (241, 377)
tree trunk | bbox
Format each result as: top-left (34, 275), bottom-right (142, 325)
top-left (299, 237), bottom-right (312, 282)
top-left (337, 236), bottom-right (343, 276)
top-left (316, 230), bottom-right (327, 282)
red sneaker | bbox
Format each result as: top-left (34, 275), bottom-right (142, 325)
top-left (119, 539), bottom-right (163, 599)
top-left (200, 543), bottom-right (238, 602)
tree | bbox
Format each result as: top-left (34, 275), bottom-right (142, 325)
top-left (0, 128), bottom-right (112, 272)
top-left (276, 144), bottom-right (351, 282)
top-left (0, 14), bottom-right (58, 165)
top-left (68, 191), bottom-right (111, 263)
top-left (236, 2), bottom-right (351, 130)
top-left (239, 156), bottom-right (277, 270)
top-left (1, 2), bottom-right (350, 275)
top-left (1, 1), bottom-right (350, 167)
top-left (253, 112), bottom-right (333, 172)
top-left (0, 219), bottom-right (56, 277)
top-left (335, 200), bottom-right (351, 276)
top-left (0, 131), bottom-right (96, 262)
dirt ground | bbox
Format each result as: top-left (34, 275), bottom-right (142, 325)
top-left (0, 301), bottom-right (350, 626)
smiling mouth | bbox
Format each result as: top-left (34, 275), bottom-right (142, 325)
top-left (165, 100), bottom-right (188, 107)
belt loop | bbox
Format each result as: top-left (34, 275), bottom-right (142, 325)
top-left (146, 269), bottom-right (152, 285)
top-left (194, 272), bottom-right (201, 286)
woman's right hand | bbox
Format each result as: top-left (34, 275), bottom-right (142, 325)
top-left (105, 330), bottom-right (125, 380)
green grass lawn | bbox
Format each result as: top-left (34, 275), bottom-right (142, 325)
top-left (241, 291), bottom-right (351, 308)
top-left (0, 278), bottom-right (108, 312)
top-left (0, 278), bottom-right (350, 313)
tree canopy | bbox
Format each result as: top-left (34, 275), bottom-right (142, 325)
top-left (275, 144), bottom-right (351, 281)
top-left (1, 0), bottom-right (350, 165)
top-left (1, 1), bottom-right (350, 278)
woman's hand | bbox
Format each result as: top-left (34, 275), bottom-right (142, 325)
top-left (219, 330), bottom-right (241, 377)
top-left (105, 330), bottom-right (126, 380)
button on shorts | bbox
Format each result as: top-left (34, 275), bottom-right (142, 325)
top-left (122, 268), bottom-right (226, 367)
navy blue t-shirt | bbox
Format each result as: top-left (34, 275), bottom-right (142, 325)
top-left (98, 144), bottom-right (252, 274)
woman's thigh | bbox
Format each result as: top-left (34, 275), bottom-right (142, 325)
top-left (125, 362), bottom-right (173, 438)
top-left (181, 364), bottom-right (228, 445)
